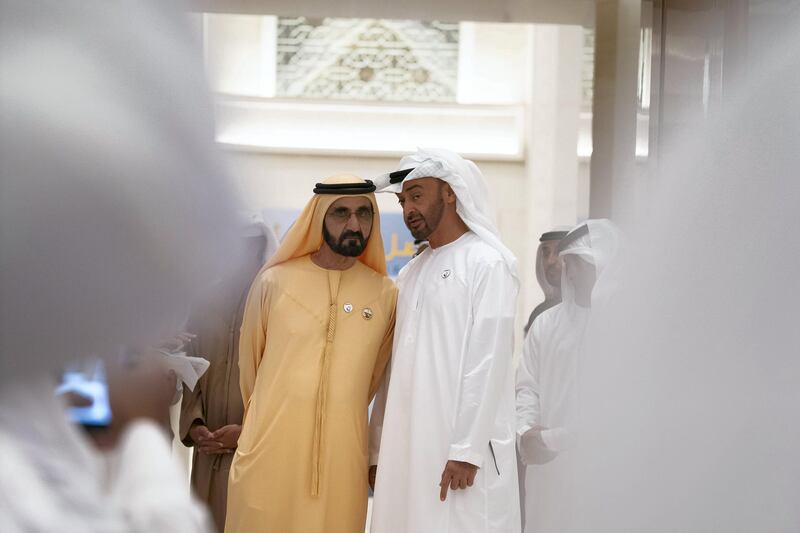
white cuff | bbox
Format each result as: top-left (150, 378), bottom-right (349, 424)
top-left (540, 427), bottom-right (570, 451)
top-left (447, 444), bottom-right (484, 468)
top-left (517, 423), bottom-right (534, 439)
top-left (539, 428), bottom-right (555, 450)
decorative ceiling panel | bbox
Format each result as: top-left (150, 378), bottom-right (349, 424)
top-left (276, 17), bottom-right (459, 102)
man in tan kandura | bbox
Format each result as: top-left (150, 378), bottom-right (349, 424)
top-left (225, 175), bottom-right (397, 533)
top-left (180, 220), bottom-right (277, 532)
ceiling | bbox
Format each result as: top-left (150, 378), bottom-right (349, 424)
top-left (187, 0), bottom-right (595, 26)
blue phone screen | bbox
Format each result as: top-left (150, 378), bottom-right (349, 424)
top-left (56, 359), bottom-right (112, 427)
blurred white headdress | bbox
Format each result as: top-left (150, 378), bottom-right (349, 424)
top-left (0, 0), bottom-right (242, 382)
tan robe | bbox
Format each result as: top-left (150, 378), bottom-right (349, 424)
top-left (225, 255), bottom-right (396, 533)
top-left (180, 276), bottom-right (250, 532)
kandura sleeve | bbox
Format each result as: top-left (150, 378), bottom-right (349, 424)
top-left (238, 272), bottom-right (270, 419)
top-left (447, 260), bottom-right (517, 468)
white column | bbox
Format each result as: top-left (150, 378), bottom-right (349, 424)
top-left (204, 14), bottom-right (276, 97)
top-left (523, 24), bottom-right (585, 326)
top-left (589, 0), bottom-right (641, 219)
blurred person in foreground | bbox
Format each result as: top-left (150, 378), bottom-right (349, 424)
top-left (0, 1), bottom-right (241, 531)
top-left (225, 176), bottom-right (397, 533)
top-left (368, 149), bottom-right (520, 533)
top-left (523, 229), bottom-right (570, 336)
top-left (515, 220), bottom-right (619, 533)
top-left (551, 10), bottom-right (800, 531)
top-left (180, 220), bottom-right (278, 532)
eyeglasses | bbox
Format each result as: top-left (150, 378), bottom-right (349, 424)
top-left (327, 207), bottom-right (373, 223)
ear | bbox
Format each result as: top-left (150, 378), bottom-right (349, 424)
top-left (443, 183), bottom-right (457, 205)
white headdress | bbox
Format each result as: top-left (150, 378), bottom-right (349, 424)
top-left (375, 147), bottom-right (518, 281)
top-left (558, 219), bottom-right (621, 307)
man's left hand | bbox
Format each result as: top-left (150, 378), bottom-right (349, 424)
top-left (439, 460), bottom-right (478, 501)
top-left (212, 424), bottom-right (242, 451)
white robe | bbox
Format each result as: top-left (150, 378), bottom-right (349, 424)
top-left (370, 231), bottom-right (520, 533)
top-left (515, 303), bottom-right (589, 533)
top-left (515, 219), bottom-right (618, 533)
top-left (516, 304), bottom-right (589, 455)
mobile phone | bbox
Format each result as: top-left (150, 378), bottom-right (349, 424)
top-left (56, 358), bottom-right (112, 427)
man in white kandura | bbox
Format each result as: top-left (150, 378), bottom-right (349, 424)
top-left (369, 148), bottom-right (520, 533)
top-left (515, 219), bottom-right (619, 533)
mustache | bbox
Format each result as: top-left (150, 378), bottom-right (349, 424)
top-left (339, 230), bottom-right (365, 242)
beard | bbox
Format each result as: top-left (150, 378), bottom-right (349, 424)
top-left (323, 224), bottom-right (368, 257)
top-left (406, 196), bottom-right (445, 241)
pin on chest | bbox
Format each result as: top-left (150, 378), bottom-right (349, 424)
top-left (408, 264), bottom-right (457, 311)
top-left (342, 302), bottom-right (374, 320)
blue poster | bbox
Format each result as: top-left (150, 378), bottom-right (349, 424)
top-left (263, 208), bottom-right (415, 279)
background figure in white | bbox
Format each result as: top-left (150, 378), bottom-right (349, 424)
top-left (518, 227), bottom-right (569, 531)
top-left (369, 149), bottom-right (520, 533)
top-left (523, 229), bottom-right (571, 337)
top-left (0, 1), bottom-right (241, 531)
top-left (516, 220), bottom-right (620, 533)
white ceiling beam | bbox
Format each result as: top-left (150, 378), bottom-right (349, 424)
top-left (187, 0), bottom-right (595, 26)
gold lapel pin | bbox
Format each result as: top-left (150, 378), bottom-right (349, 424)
top-left (361, 307), bottom-right (374, 320)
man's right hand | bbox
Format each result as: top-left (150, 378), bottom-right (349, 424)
top-left (439, 460), bottom-right (479, 501)
top-left (368, 465), bottom-right (377, 491)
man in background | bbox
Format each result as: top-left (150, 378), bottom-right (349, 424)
top-left (523, 229), bottom-right (569, 336)
top-left (180, 220), bottom-right (277, 532)
top-left (516, 220), bottom-right (619, 533)
top-left (518, 227), bottom-right (567, 530)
